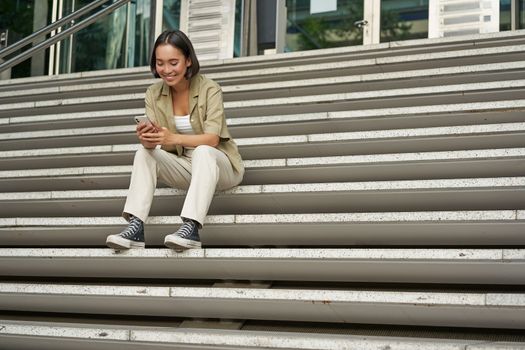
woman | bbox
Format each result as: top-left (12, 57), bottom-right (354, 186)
top-left (106, 30), bottom-right (244, 251)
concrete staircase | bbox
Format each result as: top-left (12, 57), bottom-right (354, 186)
top-left (1, 30), bottom-right (525, 349)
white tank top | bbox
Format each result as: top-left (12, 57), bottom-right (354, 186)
top-left (173, 115), bottom-right (194, 134)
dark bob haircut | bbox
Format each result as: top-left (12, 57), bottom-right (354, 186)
top-left (150, 30), bottom-right (200, 80)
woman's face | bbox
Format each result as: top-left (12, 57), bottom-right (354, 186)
top-left (155, 44), bottom-right (191, 88)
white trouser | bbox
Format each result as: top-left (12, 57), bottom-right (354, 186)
top-left (123, 145), bottom-right (243, 227)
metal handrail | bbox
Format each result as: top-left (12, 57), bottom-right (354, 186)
top-left (0, 0), bottom-right (112, 60)
top-left (0, 0), bottom-right (131, 73)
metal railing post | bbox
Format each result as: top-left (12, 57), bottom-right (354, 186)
top-left (0, 30), bottom-right (8, 49)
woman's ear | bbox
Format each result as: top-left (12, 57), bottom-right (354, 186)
top-left (184, 59), bottom-right (193, 79)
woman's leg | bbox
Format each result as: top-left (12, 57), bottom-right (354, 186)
top-left (123, 147), bottom-right (192, 222)
top-left (165, 145), bottom-right (242, 251)
top-left (181, 145), bottom-right (243, 227)
top-left (108, 146), bottom-right (191, 249)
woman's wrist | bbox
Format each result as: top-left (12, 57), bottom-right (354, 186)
top-left (167, 132), bottom-right (180, 147)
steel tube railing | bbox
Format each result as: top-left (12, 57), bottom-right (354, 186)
top-left (0, 0), bottom-right (112, 60)
top-left (0, 0), bottom-right (131, 73)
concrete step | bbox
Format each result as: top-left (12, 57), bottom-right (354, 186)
top-left (206, 32), bottom-right (525, 78)
top-left (2, 148), bottom-right (524, 191)
top-left (1, 30), bottom-right (523, 91)
top-left (222, 62), bottom-right (525, 102)
top-left (1, 248), bottom-right (524, 284)
top-left (1, 78), bottom-right (524, 119)
top-left (2, 29), bottom-right (525, 342)
top-left (0, 78), bottom-right (155, 105)
top-left (1, 61), bottom-right (524, 105)
top-left (3, 319), bottom-right (523, 350)
top-left (223, 80), bottom-right (525, 118)
top-left (206, 30), bottom-right (525, 71)
top-left (1, 177), bottom-right (524, 218)
top-left (2, 99), bottom-right (524, 136)
top-left (4, 116), bottom-right (525, 153)
top-left (2, 122), bottom-right (525, 169)
top-left (1, 283), bottom-right (524, 329)
top-left (0, 66), bottom-right (150, 91)
top-left (0, 108), bottom-right (145, 133)
top-left (0, 211), bottom-right (523, 247)
top-left (208, 45), bottom-right (525, 85)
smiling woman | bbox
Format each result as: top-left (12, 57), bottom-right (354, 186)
top-left (106, 30), bottom-right (244, 252)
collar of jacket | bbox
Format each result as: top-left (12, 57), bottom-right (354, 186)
top-left (158, 73), bottom-right (201, 120)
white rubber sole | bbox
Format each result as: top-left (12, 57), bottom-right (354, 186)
top-left (106, 235), bottom-right (145, 250)
top-left (164, 234), bottom-right (202, 252)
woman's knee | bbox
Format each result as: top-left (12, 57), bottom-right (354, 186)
top-left (134, 146), bottom-right (153, 160)
top-left (136, 146), bottom-right (166, 159)
top-left (192, 145), bottom-right (218, 160)
top-left (134, 147), bottom-right (167, 167)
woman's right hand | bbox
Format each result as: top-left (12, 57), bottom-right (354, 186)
top-left (136, 122), bottom-right (158, 149)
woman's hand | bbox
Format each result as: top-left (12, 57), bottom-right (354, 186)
top-left (137, 122), bottom-right (220, 149)
top-left (139, 126), bottom-right (179, 147)
top-left (136, 122), bottom-right (160, 149)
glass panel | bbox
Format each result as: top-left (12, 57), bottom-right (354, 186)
top-left (59, 0), bottom-right (152, 74)
top-left (380, 0), bottom-right (429, 43)
top-left (285, 0), bottom-right (364, 53)
top-left (501, 0), bottom-right (525, 30)
top-left (132, 0), bottom-right (152, 67)
top-left (520, 0), bottom-right (525, 28)
top-left (163, 0), bottom-right (181, 31)
top-left (0, 0), bottom-right (52, 78)
top-left (500, 0), bottom-right (511, 30)
top-left (234, 0), bottom-right (242, 57)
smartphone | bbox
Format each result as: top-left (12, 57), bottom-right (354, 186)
top-left (134, 115), bottom-right (152, 125)
top-left (134, 115), bottom-right (158, 132)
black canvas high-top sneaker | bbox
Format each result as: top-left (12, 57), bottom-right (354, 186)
top-left (164, 218), bottom-right (201, 251)
top-left (106, 216), bottom-right (145, 249)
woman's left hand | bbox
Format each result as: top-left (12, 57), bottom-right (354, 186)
top-left (139, 127), bottom-right (179, 146)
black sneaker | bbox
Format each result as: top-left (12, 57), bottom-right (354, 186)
top-left (164, 219), bottom-right (201, 251)
top-left (106, 216), bottom-right (145, 249)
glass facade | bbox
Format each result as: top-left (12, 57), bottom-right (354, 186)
top-left (1, 0), bottom-right (524, 79)
top-left (0, 0), bottom-right (161, 78)
top-left (380, 0), bottom-right (428, 42)
top-left (285, 0), bottom-right (429, 52)
top-left (163, 0), bottom-right (181, 31)
top-left (522, 0), bottom-right (525, 27)
top-left (58, 0), bottom-right (153, 74)
top-left (501, 0), bottom-right (525, 30)
top-left (0, 0), bottom-right (52, 79)
top-left (285, 0), bottom-right (364, 52)
top-left (234, 0), bottom-right (242, 57)
top-left (501, 0), bottom-right (512, 30)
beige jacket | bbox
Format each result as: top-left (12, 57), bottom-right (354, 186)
top-left (144, 74), bottom-right (244, 174)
